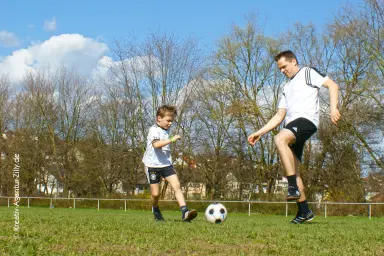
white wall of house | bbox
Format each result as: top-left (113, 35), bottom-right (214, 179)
top-left (36, 174), bottom-right (63, 195)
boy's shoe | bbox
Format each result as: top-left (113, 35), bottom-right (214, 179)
top-left (286, 186), bottom-right (301, 201)
top-left (152, 207), bottom-right (165, 221)
top-left (290, 210), bottom-right (315, 224)
top-left (182, 209), bottom-right (198, 222)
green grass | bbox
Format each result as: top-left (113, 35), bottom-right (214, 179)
top-left (0, 207), bottom-right (383, 255)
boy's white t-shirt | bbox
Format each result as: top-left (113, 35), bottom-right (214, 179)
top-left (142, 124), bottom-right (172, 167)
top-left (278, 67), bottom-right (328, 127)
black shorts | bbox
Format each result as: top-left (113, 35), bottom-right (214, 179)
top-left (145, 165), bottom-right (176, 184)
top-left (284, 118), bottom-right (317, 161)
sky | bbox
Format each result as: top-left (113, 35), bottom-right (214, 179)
top-left (0, 0), bottom-right (365, 85)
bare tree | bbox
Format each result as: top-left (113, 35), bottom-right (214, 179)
top-left (55, 67), bottom-right (95, 196)
top-left (0, 75), bottom-right (12, 196)
top-left (328, 0), bottom-right (384, 174)
top-left (191, 80), bottom-right (237, 199)
top-left (210, 17), bottom-right (283, 199)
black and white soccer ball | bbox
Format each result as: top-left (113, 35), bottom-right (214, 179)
top-left (205, 203), bottom-right (227, 224)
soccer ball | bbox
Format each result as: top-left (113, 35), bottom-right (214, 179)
top-left (205, 203), bottom-right (227, 224)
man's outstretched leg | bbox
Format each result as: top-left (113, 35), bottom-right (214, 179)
top-left (274, 129), bottom-right (301, 201)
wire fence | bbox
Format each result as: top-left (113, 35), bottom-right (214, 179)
top-left (1, 196), bottom-right (383, 219)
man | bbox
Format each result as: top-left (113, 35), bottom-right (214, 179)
top-left (248, 50), bottom-right (341, 224)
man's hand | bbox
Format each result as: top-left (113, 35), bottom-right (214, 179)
top-left (323, 78), bottom-right (341, 125)
top-left (247, 132), bottom-right (262, 146)
top-left (330, 108), bottom-right (341, 125)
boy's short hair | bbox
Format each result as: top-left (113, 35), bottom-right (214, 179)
top-left (274, 50), bottom-right (299, 65)
top-left (156, 105), bottom-right (177, 118)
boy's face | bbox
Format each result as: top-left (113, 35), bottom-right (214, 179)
top-left (157, 114), bottom-right (174, 130)
top-left (277, 57), bottom-right (298, 79)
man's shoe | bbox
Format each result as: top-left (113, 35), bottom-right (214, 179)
top-left (152, 207), bottom-right (165, 221)
top-left (182, 209), bottom-right (198, 222)
top-left (290, 210), bottom-right (315, 224)
top-left (286, 186), bottom-right (301, 201)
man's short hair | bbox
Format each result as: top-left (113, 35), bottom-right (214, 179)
top-left (274, 50), bottom-right (299, 65)
top-left (156, 105), bottom-right (177, 118)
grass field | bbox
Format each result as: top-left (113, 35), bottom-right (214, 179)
top-left (0, 207), bottom-right (383, 256)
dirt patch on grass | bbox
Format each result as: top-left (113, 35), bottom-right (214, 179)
top-left (49, 243), bottom-right (139, 254)
top-left (171, 238), bottom-right (275, 255)
top-left (52, 240), bottom-right (275, 256)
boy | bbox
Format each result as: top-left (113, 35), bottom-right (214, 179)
top-left (248, 50), bottom-right (341, 224)
top-left (142, 105), bottom-right (198, 222)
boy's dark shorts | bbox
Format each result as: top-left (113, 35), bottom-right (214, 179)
top-left (284, 117), bottom-right (317, 161)
top-left (145, 165), bottom-right (176, 184)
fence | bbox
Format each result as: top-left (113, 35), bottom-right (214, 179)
top-left (1, 196), bottom-right (383, 219)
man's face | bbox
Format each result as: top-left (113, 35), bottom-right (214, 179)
top-left (277, 57), bottom-right (298, 79)
top-left (157, 114), bottom-right (174, 130)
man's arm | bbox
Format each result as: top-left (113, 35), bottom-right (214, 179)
top-left (248, 108), bottom-right (286, 145)
top-left (322, 78), bottom-right (341, 125)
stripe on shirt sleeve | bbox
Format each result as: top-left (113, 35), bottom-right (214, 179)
top-left (305, 67), bottom-right (321, 89)
top-left (305, 67), bottom-right (311, 85)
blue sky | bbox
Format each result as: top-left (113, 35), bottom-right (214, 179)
top-left (0, 0), bottom-right (364, 84)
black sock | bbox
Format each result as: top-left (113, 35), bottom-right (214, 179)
top-left (298, 200), bottom-right (310, 214)
top-left (287, 175), bottom-right (298, 188)
top-left (152, 206), bottom-right (160, 212)
top-left (180, 206), bottom-right (188, 213)
top-left (296, 201), bottom-right (301, 213)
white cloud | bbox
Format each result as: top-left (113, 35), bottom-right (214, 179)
top-left (43, 17), bottom-right (57, 32)
top-left (92, 56), bottom-right (113, 78)
top-left (0, 30), bottom-right (20, 47)
top-left (0, 34), bottom-right (109, 84)
top-left (92, 54), bottom-right (157, 80)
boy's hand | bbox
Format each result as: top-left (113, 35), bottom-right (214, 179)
top-left (330, 108), bottom-right (341, 125)
top-left (173, 135), bottom-right (181, 142)
top-left (247, 132), bottom-right (262, 146)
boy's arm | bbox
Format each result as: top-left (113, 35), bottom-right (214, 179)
top-left (248, 108), bottom-right (286, 145)
top-left (152, 135), bottom-right (181, 148)
top-left (323, 78), bottom-right (341, 125)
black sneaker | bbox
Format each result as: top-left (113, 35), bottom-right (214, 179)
top-left (290, 210), bottom-right (315, 224)
top-left (286, 186), bottom-right (301, 201)
top-left (182, 209), bottom-right (198, 222)
top-left (152, 207), bottom-right (165, 221)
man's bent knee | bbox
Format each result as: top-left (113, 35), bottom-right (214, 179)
top-left (274, 134), bottom-right (288, 148)
top-left (274, 131), bottom-right (295, 148)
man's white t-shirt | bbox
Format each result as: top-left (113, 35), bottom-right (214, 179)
top-left (278, 67), bottom-right (328, 127)
top-left (142, 124), bottom-right (172, 167)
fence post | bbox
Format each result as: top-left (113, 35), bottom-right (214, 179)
top-left (368, 203), bottom-right (371, 219)
top-left (98, 200), bottom-right (100, 211)
top-left (73, 198), bottom-right (76, 209)
top-left (124, 200), bottom-right (127, 212)
top-left (50, 198), bottom-right (53, 209)
top-left (286, 202), bottom-right (288, 217)
top-left (324, 203), bottom-right (327, 219)
top-left (28, 198), bottom-right (30, 208)
top-left (248, 201), bottom-right (251, 216)
top-left (8, 198), bottom-right (10, 208)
